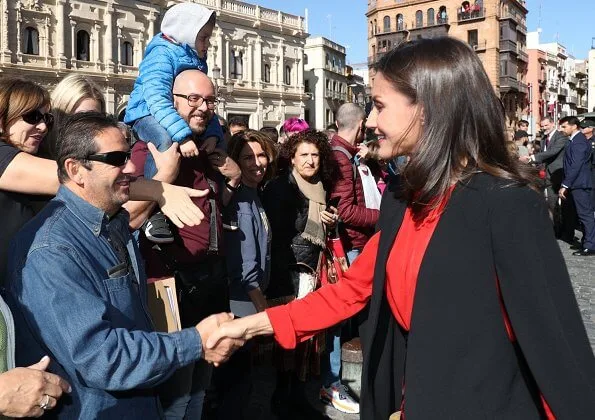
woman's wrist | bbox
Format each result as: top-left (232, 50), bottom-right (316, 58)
top-left (239, 312), bottom-right (274, 339)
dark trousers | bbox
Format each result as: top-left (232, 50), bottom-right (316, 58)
top-left (547, 170), bottom-right (577, 241)
top-left (572, 188), bottom-right (595, 249)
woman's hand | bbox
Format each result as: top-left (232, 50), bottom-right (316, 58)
top-left (205, 312), bottom-right (274, 350)
top-left (0, 356), bottom-right (71, 418)
top-left (321, 206), bottom-right (339, 228)
top-left (147, 142), bottom-right (181, 184)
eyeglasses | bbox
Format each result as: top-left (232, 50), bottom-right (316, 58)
top-left (85, 151), bottom-right (131, 167)
top-left (22, 110), bottom-right (54, 128)
top-left (173, 93), bottom-right (218, 109)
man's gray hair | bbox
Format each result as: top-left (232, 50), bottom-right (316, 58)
top-left (336, 103), bottom-right (365, 131)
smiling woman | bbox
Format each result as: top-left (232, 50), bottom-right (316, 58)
top-left (204, 37), bottom-right (595, 420)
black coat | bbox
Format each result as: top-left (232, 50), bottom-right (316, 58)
top-left (359, 173), bottom-right (595, 419)
top-left (262, 173), bottom-right (326, 299)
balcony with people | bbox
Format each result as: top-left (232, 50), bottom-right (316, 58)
top-left (457, 1), bottom-right (485, 22)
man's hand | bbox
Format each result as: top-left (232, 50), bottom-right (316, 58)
top-left (0, 356), bottom-right (71, 418)
top-left (558, 187), bottom-right (567, 200)
top-left (357, 143), bottom-right (370, 160)
top-left (179, 138), bottom-right (199, 158)
top-left (158, 183), bottom-right (209, 228)
top-left (209, 150), bottom-right (241, 182)
top-left (196, 313), bottom-right (245, 366)
top-left (147, 143), bottom-right (181, 183)
top-left (205, 312), bottom-right (274, 351)
top-left (519, 155), bottom-right (531, 163)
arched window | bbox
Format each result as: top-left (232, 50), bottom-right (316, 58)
top-left (76, 30), bottom-right (90, 61)
top-left (383, 16), bottom-right (391, 32)
top-left (397, 14), bottom-right (404, 31)
top-left (24, 27), bottom-right (39, 55)
top-left (438, 6), bottom-right (448, 24)
top-left (231, 51), bottom-right (243, 79)
top-left (284, 65), bottom-right (291, 85)
top-left (415, 10), bottom-right (423, 28)
top-left (370, 21), bottom-right (374, 36)
top-left (121, 41), bottom-right (133, 66)
top-left (427, 8), bottom-right (435, 25)
top-left (263, 63), bottom-right (271, 83)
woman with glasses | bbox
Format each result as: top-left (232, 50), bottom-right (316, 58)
top-left (205, 37), bottom-right (595, 419)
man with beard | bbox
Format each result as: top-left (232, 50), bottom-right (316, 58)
top-left (6, 112), bottom-right (242, 419)
top-left (126, 69), bottom-right (240, 419)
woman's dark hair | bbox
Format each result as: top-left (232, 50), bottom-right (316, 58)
top-left (0, 77), bottom-right (51, 142)
top-left (371, 37), bottom-right (537, 216)
top-left (227, 129), bottom-right (277, 184)
top-left (280, 129), bottom-right (337, 190)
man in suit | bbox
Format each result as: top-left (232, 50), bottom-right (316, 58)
top-left (579, 118), bottom-right (595, 208)
top-left (521, 116), bottom-right (572, 239)
top-left (558, 116), bottom-right (595, 256)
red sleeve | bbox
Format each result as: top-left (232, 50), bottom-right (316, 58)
top-left (266, 231), bottom-right (380, 349)
top-left (330, 150), bottom-right (380, 228)
top-left (130, 141), bottom-right (149, 179)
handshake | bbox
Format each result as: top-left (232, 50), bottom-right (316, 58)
top-left (194, 312), bottom-right (272, 366)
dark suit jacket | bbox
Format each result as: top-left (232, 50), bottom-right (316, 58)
top-left (359, 173), bottom-right (595, 420)
top-left (562, 131), bottom-right (593, 189)
top-left (534, 131), bottom-right (568, 176)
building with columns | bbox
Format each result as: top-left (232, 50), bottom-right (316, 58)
top-left (366, 0), bottom-right (529, 129)
top-left (0, 0), bottom-right (308, 128)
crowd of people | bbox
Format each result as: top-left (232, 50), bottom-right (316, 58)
top-left (0, 2), bottom-right (594, 420)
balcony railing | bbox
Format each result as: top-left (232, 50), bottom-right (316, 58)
top-left (518, 82), bottom-right (528, 94)
top-left (559, 87), bottom-right (568, 97)
top-left (567, 76), bottom-right (578, 86)
top-left (470, 40), bottom-right (487, 51)
top-left (567, 95), bottom-right (578, 105)
top-left (517, 45), bottom-right (528, 62)
top-left (457, 7), bottom-right (485, 22)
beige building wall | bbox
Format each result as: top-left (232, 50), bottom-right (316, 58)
top-left (366, 0), bottom-right (529, 128)
top-left (0, 0), bottom-right (308, 128)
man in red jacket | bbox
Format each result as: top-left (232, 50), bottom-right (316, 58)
top-left (330, 103), bottom-right (380, 261)
top-left (320, 103), bottom-right (380, 414)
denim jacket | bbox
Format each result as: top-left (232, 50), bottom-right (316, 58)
top-left (7, 186), bottom-right (202, 419)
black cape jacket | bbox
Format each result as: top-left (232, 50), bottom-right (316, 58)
top-left (358, 173), bottom-right (595, 419)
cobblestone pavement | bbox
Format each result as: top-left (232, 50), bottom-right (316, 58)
top-left (557, 238), bottom-right (595, 351)
top-left (238, 239), bottom-right (594, 420)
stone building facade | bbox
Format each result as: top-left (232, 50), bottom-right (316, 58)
top-left (366, 0), bottom-right (529, 128)
top-left (303, 36), bottom-right (348, 130)
top-left (0, 0), bottom-right (308, 128)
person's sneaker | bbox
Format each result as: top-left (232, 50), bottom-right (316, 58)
top-left (320, 382), bottom-right (360, 414)
top-left (142, 212), bottom-right (174, 244)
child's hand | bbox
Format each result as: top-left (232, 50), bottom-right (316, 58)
top-left (180, 138), bottom-right (199, 158)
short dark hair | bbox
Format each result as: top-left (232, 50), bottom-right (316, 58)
top-left (559, 116), bottom-right (580, 127)
top-left (56, 112), bottom-right (120, 183)
top-left (280, 129), bottom-right (337, 190)
top-left (228, 116), bottom-right (248, 129)
top-left (259, 126), bottom-right (279, 143)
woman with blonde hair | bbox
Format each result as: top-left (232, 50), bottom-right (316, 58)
top-left (41, 74), bottom-right (105, 159)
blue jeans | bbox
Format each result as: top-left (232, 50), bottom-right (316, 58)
top-left (322, 248), bottom-right (361, 387)
top-left (160, 359), bottom-right (212, 419)
top-left (132, 115), bottom-right (173, 179)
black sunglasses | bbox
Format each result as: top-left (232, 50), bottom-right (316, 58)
top-left (85, 151), bottom-right (131, 167)
top-left (22, 110), bottom-right (54, 127)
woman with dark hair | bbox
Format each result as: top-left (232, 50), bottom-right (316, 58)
top-left (262, 129), bottom-right (338, 417)
top-left (206, 37), bottom-right (595, 419)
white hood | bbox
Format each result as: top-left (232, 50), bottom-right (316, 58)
top-left (160, 3), bottom-right (215, 49)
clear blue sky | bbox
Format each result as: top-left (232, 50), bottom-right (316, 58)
top-left (526, 0), bottom-right (594, 59)
top-left (250, 0), bottom-right (369, 64)
top-left (251, 0), bottom-right (594, 62)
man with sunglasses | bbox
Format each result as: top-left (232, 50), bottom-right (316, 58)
top-left (126, 69), bottom-right (240, 419)
top-left (7, 112), bottom-right (243, 419)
